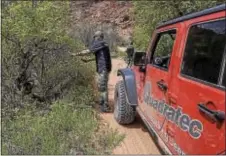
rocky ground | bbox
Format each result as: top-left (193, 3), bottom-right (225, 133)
top-left (70, 0), bottom-right (134, 41)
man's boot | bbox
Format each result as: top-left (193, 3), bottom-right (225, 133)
top-left (100, 103), bottom-right (111, 113)
top-left (99, 90), bottom-right (110, 112)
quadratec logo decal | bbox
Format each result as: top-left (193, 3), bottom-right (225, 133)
top-left (143, 82), bottom-right (203, 139)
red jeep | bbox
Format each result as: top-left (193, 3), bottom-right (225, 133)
top-left (114, 4), bottom-right (226, 155)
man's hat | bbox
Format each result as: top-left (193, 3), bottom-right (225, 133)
top-left (93, 30), bottom-right (104, 38)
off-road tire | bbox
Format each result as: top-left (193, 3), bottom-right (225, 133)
top-left (114, 80), bottom-right (136, 124)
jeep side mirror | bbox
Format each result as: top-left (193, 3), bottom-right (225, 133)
top-left (153, 57), bottom-right (163, 66)
top-left (133, 52), bottom-right (146, 66)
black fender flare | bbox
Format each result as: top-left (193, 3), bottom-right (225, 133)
top-left (117, 68), bottom-right (138, 106)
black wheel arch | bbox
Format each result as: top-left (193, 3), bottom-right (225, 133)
top-left (117, 68), bottom-right (138, 106)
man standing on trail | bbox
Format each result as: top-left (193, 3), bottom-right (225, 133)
top-left (72, 31), bottom-right (112, 112)
top-left (125, 37), bottom-right (134, 67)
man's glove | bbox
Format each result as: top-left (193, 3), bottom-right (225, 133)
top-left (81, 58), bottom-right (95, 63)
top-left (70, 49), bottom-right (91, 56)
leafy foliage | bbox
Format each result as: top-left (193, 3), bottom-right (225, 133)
top-left (2, 100), bottom-right (124, 155)
top-left (2, 1), bottom-right (85, 117)
top-left (1, 1), bottom-right (123, 155)
top-left (2, 1), bottom-right (81, 47)
top-left (133, 0), bottom-right (225, 50)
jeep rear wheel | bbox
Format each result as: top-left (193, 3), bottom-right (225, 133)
top-left (114, 80), bottom-right (136, 124)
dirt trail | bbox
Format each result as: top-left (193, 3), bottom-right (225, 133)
top-left (100, 58), bottom-right (161, 154)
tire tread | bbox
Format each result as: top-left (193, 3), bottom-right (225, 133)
top-left (114, 80), bottom-right (135, 124)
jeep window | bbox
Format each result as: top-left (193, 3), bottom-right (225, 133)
top-left (220, 49), bottom-right (226, 87)
top-left (222, 66), bottom-right (226, 87)
top-left (181, 19), bottom-right (226, 86)
top-left (150, 29), bottom-right (176, 70)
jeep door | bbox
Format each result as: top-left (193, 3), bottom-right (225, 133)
top-left (138, 28), bottom-right (178, 143)
top-left (169, 16), bottom-right (226, 154)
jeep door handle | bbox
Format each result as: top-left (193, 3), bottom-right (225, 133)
top-left (198, 103), bottom-right (225, 122)
top-left (156, 80), bottom-right (167, 91)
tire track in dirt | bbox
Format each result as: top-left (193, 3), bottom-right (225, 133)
top-left (100, 58), bottom-right (161, 154)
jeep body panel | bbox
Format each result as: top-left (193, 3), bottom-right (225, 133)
top-left (133, 4), bottom-right (225, 155)
top-left (166, 11), bottom-right (225, 155)
top-left (136, 23), bottom-right (185, 154)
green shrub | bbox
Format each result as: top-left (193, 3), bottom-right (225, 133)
top-left (1, 1), bottom-right (87, 116)
top-left (1, 1), bottom-right (123, 155)
top-left (1, 100), bottom-right (124, 155)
